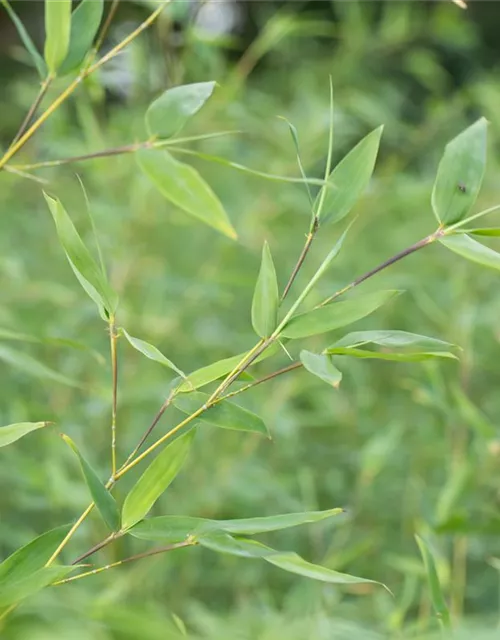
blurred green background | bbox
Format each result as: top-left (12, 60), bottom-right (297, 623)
top-left (1, 1), bottom-right (500, 637)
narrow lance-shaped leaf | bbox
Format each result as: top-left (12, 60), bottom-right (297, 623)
top-left (278, 116), bottom-right (313, 206)
top-left (282, 290), bottom-right (400, 339)
top-left (440, 233), bottom-right (500, 272)
top-left (465, 228), bottom-right (500, 237)
top-left (122, 329), bottom-right (186, 379)
top-left (0, 566), bottom-right (74, 607)
top-left (0, 422), bottom-right (51, 448)
top-left (61, 435), bottom-right (120, 531)
top-left (44, 0), bottom-right (72, 74)
top-left (315, 126), bottom-right (383, 226)
top-left (300, 351), bottom-right (342, 387)
top-left (432, 118), bottom-right (487, 225)
top-left (59, 0), bottom-right (104, 75)
top-left (137, 148), bottom-right (237, 240)
top-left (0, 344), bottom-right (79, 387)
top-left (251, 241), bottom-right (279, 338)
top-left (1, 0), bottom-right (46, 77)
top-left (146, 82), bottom-right (216, 139)
top-left (415, 535), bottom-right (451, 629)
top-left (121, 430), bottom-right (194, 531)
top-left (44, 193), bottom-right (118, 318)
top-left (173, 392), bottom-right (268, 437)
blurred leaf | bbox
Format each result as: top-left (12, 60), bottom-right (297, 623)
top-left (435, 462), bottom-right (469, 525)
top-left (415, 535), bottom-right (451, 629)
top-left (278, 116), bottom-right (313, 205)
top-left (300, 350), bottom-right (342, 387)
top-left (173, 392), bottom-right (269, 436)
top-left (0, 422), bottom-right (50, 448)
top-left (122, 329), bottom-right (186, 379)
top-left (61, 435), bottom-right (120, 531)
top-left (146, 82), bottom-right (216, 139)
top-left (0, 525), bottom-right (71, 584)
top-left (251, 241), bottom-right (279, 338)
top-left (0, 566), bottom-right (73, 607)
top-left (315, 126), bottom-right (383, 226)
top-left (440, 233), bottom-right (500, 271)
top-left (59, 0), bottom-right (104, 75)
top-left (130, 508), bottom-right (344, 540)
top-left (1, 0), bottom-right (46, 77)
top-left (44, 193), bottom-right (118, 317)
top-left (465, 228), bottom-right (500, 236)
top-left (137, 148), bottom-right (237, 239)
top-left (0, 344), bottom-right (79, 387)
top-left (432, 118), bottom-right (487, 225)
top-left (44, 0), bottom-right (72, 74)
top-left (121, 430), bottom-right (194, 530)
top-left (281, 290), bottom-right (400, 339)
top-left (451, 384), bottom-right (496, 439)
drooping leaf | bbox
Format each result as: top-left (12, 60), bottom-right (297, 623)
top-left (130, 508), bottom-right (344, 541)
top-left (300, 351), bottom-right (342, 387)
top-left (0, 422), bottom-right (50, 448)
top-left (1, 0), bottom-right (46, 77)
top-left (44, 193), bottom-right (118, 317)
top-left (0, 525), bottom-right (71, 585)
top-left (146, 82), bottom-right (216, 139)
top-left (314, 126), bottom-right (383, 226)
top-left (173, 392), bottom-right (268, 437)
top-left (0, 566), bottom-right (74, 607)
top-left (415, 535), bottom-right (451, 629)
top-left (137, 148), bottom-right (236, 240)
top-left (199, 534), bottom-right (386, 589)
top-left (432, 118), bottom-right (487, 225)
top-left (59, 0), bottom-right (104, 75)
top-left (0, 344), bottom-right (79, 387)
top-left (122, 329), bottom-right (186, 379)
top-left (251, 242), bottom-right (279, 338)
top-left (281, 290), bottom-right (400, 339)
top-left (121, 430), bottom-right (194, 531)
top-left (440, 233), bottom-right (500, 271)
top-left (44, 0), bottom-right (72, 74)
top-left (61, 435), bottom-right (120, 532)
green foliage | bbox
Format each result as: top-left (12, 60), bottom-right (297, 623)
top-left (59, 0), bottom-right (104, 76)
top-left (0, 422), bottom-right (50, 448)
top-left (251, 241), bottom-right (279, 338)
top-left (43, 0), bottom-right (72, 74)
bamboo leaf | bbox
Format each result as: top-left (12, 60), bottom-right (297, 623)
top-left (0, 566), bottom-right (74, 607)
top-left (432, 118), bottom-right (487, 225)
top-left (300, 351), bottom-right (342, 387)
top-left (465, 228), bottom-right (500, 237)
top-left (44, 192), bottom-right (118, 317)
top-left (251, 242), bottom-right (279, 338)
top-left (44, 0), bottom-right (72, 74)
top-left (137, 148), bottom-right (237, 240)
top-left (121, 430), bottom-right (195, 531)
top-left (61, 435), bottom-right (120, 531)
top-left (59, 0), bottom-right (104, 75)
top-left (122, 329), bottom-right (186, 379)
top-left (0, 344), bottom-right (79, 387)
top-left (0, 422), bottom-right (50, 448)
top-left (415, 535), bottom-right (451, 629)
top-left (281, 290), bottom-right (400, 339)
top-left (440, 233), bottom-right (500, 271)
top-left (173, 392), bottom-right (268, 437)
top-left (146, 82), bottom-right (216, 139)
top-left (1, 0), bottom-right (46, 77)
top-left (315, 126), bottom-right (383, 226)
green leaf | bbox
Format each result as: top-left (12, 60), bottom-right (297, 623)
top-left (251, 242), bottom-right (279, 338)
top-left (278, 116), bottom-right (313, 206)
top-left (314, 126), bottom-right (383, 226)
top-left (0, 525), bottom-right (71, 585)
top-left (432, 118), bottom-right (487, 225)
top-left (1, 0), bottom-right (46, 78)
top-left (44, 0), bottom-right (72, 74)
top-left (0, 344), bottom-right (79, 387)
top-left (44, 193), bottom-right (118, 317)
top-left (122, 329), bottom-right (186, 379)
top-left (130, 508), bottom-right (344, 541)
top-left (177, 343), bottom-right (280, 392)
top-left (415, 535), bottom-right (451, 629)
top-left (121, 430), bottom-right (194, 531)
top-left (325, 330), bottom-right (458, 362)
top-left (137, 148), bottom-right (237, 240)
top-left (465, 228), bottom-right (500, 237)
top-left (440, 233), bottom-right (500, 271)
top-left (62, 435), bottom-right (120, 532)
top-left (281, 290), bottom-right (400, 339)
top-left (59, 0), bottom-right (104, 75)
top-left (146, 82), bottom-right (216, 139)
top-left (199, 534), bottom-right (386, 589)
top-left (0, 422), bottom-right (50, 448)
top-left (0, 566), bottom-right (74, 607)
top-left (173, 392), bottom-right (268, 437)
top-left (300, 351), bottom-right (342, 387)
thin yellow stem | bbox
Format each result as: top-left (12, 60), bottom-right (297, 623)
top-left (45, 503), bottom-right (95, 567)
top-left (10, 74), bottom-right (54, 147)
top-left (109, 317), bottom-right (118, 477)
